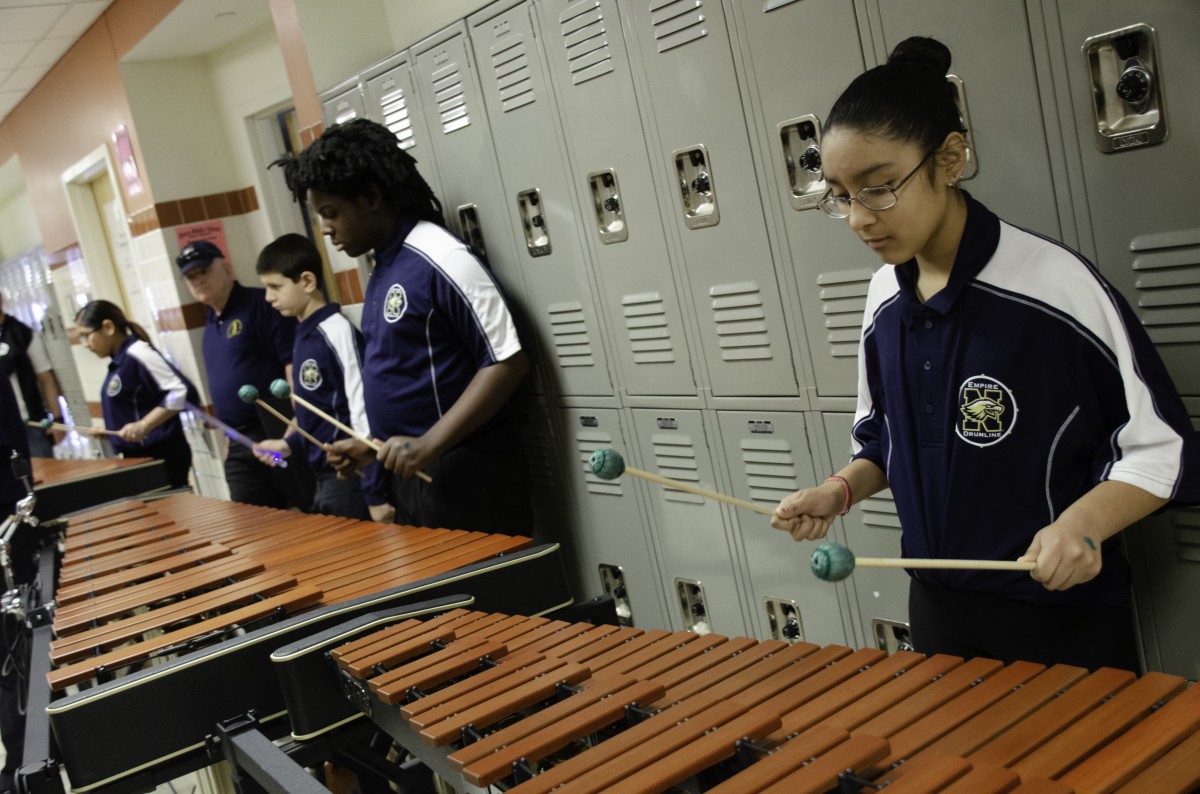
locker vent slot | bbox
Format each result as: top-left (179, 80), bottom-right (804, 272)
top-left (622, 292), bottom-right (678, 364)
top-left (649, 0), bottom-right (708, 54)
top-left (861, 492), bottom-right (901, 531)
top-left (711, 281), bottom-right (774, 362)
top-left (739, 438), bottom-right (799, 505)
top-left (651, 434), bottom-right (703, 505)
top-left (547, 301), bottom-right (597, 368)
top-left (818, 267), bottom-right (874, 359)
top-left (578, 430), bottom-right (624, 496)
top-left (514, 416), bottom-right (558, 489)
top-left (1173, 505), bottom-right (1200, 564)
top-left (1130, 228), bottom-right (1200, 346)
top-left (430, 60), bottom-right (471, 134)
top-left (378, 84), bottom-right (415, 150)
top-left (560, 1), bottom-right (614, 85)
top-left (491, 33), bottom-right (536, 112)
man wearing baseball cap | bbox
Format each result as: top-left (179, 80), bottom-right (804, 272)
top-left (177, 240), bottom-right (313, 509)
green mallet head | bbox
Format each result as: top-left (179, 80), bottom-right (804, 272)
top-left (39, 417), bottom-right (54, 429)
top-left (269, 378), bottom-right (291, 399)
top-left (811, 542), bottom-right (857, 582)
top-left (588, 447), bottom-right (626, 480)
top-left (237, 384), bottom-right (260, 404)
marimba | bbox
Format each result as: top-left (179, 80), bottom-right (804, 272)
top-left (33, 493), bottom-right (571, 793)
top-left (31, 456), bottom-right (169, 520)
top-left (309, 607), bottom-right (1200, 794)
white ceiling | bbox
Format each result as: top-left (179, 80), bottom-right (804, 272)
top-left (0, 0), bottom-right (274, 202)
top-left (0, 1), bottom-right (113, 125)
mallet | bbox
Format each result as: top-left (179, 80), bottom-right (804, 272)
top-left (810, 542), bottom-right (1036, 582)
top-left (31, 418), bottom-right (120, 438)
top-left (184, 401), bottom-right (286, 467)
top-left (237, 384), bottom-right (326, 449)
top-left (269, 379), bottom-right (432, 483)
top-left (588, 447), bottom-right (775, 516)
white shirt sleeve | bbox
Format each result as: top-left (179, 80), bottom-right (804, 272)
top-left (128, 340), bottom-right (188, 412)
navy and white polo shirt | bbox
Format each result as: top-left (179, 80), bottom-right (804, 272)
top-left (102, 336), bottom-right (199, 454)
top-left (852, 195), bottom-right (1200, 605)
top-left (286, 303), bottom-right (386, 505)
top-left (203, 282), bottom-right (296, 428)
top-left (360, 220), bottom-right (523, 439)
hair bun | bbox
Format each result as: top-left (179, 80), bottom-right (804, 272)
top-left (887, 36), bottom-right (952, 76)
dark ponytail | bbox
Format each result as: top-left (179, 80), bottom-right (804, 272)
top-left (826, 36), bottom-right (966, 155)
top-left (75, 300), bottom-right (152, 345)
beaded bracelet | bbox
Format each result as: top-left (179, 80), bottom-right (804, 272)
top-left (826, 474), bottom-right (852, 516)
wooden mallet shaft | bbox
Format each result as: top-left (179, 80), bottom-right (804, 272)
top-left (287, 391), bottom-right (433, 484)
top-left (621, 465), bottom-right (776, 517)
top-left (30, 419), bottom-right (120, 438)
top-left (854, 557), bottom-right (1035, 572)
top-left (252, 398), bottom-right (326, 449)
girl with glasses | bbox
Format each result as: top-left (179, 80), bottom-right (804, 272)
top-left (74, 300), bottom-right (199, 489)
top-left (771, 36), bottom-right (1200, 670)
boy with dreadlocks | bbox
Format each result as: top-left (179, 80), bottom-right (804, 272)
top-left (273, 118), bottom-right (533, 535)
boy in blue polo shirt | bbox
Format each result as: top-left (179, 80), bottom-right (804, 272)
top-left (273, 119), bottom-right (532, 535)
top-left (252, 234), bottom-right (392, 522)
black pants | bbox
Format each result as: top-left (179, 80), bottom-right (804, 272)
top-left (908, 578), bottom-right (1140, 671)
top-left (390, 419), bottom-right (532, 535)
top-left (312, 470), bottom-right (369, 520)
top-left (223, 422), bottom-right (314, 511)
top-left (139, 431), bottom-right (192, 489)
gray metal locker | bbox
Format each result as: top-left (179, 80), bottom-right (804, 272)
top-left (822, 412), bottom-right (910, 653)
top-left (361, 51), bottom-right (447, 207)
top-left (1052, 0), bottom-right (1200, 679)
top-left (616, 1), bottom-right (802, 400)
top-left (319, 76), bottom-right (366, 128)
top-left (629, 408), bottom-right (749, 636)
top-left (723, 0), bottom-right (870, 402)
top-left (410, 22), bottom-right (546, 395)
top-left (715, 410), bottom-right (856, 647)
top-left (1053, 2), bottom-right (1199, 394)
top-left (532, 0), bottom-right (698, 398)
top-left (466, 1), bottom-right (617, 398)
top-left (560, 407), bottom-right (669, 630)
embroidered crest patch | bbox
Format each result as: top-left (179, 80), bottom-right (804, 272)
top-left (106, 374), bottom-right (122, 398)
top-left (956, 374), bottom-right (1017, 447)
top-left (299, 359), bottom-right (322, 391)
top-left (384, 283), bottom-right (408, 324)
top-left (226, 319), bottom-right (243, 338)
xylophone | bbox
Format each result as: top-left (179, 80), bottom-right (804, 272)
top-left (30, 493), bottom-right (570, 793)
top-left (305, 607), bottom-right (1200, 794)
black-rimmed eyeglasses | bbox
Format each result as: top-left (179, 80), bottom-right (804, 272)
top-left (817, 148), bottom-right (936, 219)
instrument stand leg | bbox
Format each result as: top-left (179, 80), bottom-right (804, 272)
top-left (208, 712), bottom-right (329, 794)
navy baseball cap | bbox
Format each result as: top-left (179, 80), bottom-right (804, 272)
top-left (176, 240), bottom-right (226, 274)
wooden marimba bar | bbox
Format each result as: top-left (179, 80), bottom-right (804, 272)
top-left (330, 609), bottom-right (1200, 794)
top-left (47, 492), bottom-right (534, 692)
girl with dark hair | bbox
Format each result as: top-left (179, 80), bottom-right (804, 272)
top-left (75, 300), bottom-right (198, 489)
top-left (771, 37), bottom-right (1200, 670)
top-left (271, 118), bottom-right (533, 535)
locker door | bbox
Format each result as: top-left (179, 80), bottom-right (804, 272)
top-left (823, 413), bottom-right (910, 653)
top-left (467, 2), bottom-right (616, 398)
top-left (411, 23), bottom-right (543, 393)
top-left (561, 408), bottom-right (669, 630)
top-left (716, 410), bottom-right (854, 647)
top-left (630, 409), bottom-right (748, 636)
top-left (320, 77), bottom-right (366, 127)
top-left (1055, 2), bottom-right (1200, 393)
top-left (362, 52), bottom-right (446, 204)
top-left (533, 0), bottom-right (697, 397)
top-left (1054, 0), bottom-right (1200, 678)
top-left (869, 0), bottom-right (1064, 240)
top-left (725, 0), bottom-right (871, 400)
